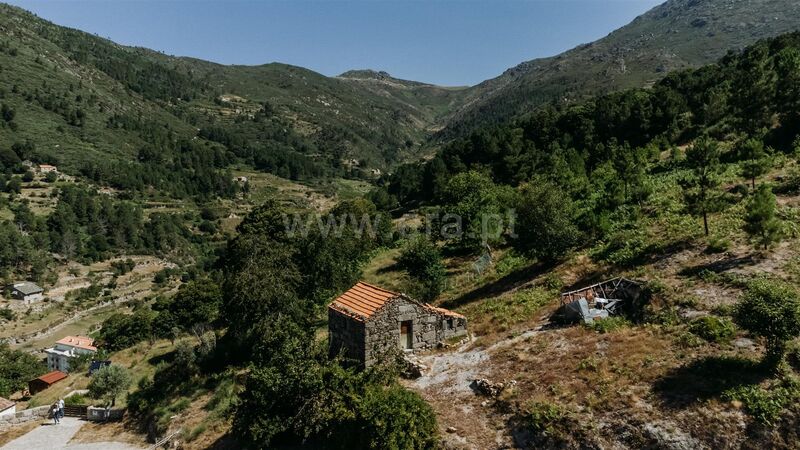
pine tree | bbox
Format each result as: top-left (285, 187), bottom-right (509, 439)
top-left (739, 138), bottom-right (771, 189)
top-left (682, 137), bottom-right (722, 236)
top-left (744, 184), bottom-right (781, 250)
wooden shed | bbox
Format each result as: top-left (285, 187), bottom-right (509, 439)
top-left (28, 370), bottom-right (68, 395)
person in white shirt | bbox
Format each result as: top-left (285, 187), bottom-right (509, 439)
top-left (58, 398), bottom-right (65, 419)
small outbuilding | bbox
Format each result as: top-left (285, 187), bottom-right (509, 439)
top-left (28, 371), bottom-right (68, 395)
top-left (7, 282), bottom-right (44, 304)
top-left (328, 281), bottom-right (467, 367)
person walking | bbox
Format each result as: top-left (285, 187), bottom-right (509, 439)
top-left (58, 398), bottom-right (65, 420)
top-left (51, 404), bottom-right (60, 424)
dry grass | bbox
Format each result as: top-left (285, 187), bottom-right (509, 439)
top-left (70, 420), bottom-right (148, 447)
top-left (0, 421), bottom-right (42, 446)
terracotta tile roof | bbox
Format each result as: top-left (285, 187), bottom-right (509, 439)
top-left (329, 281), bottom-right (399, 321)
top-left (0, 397), bottom-right (14, 411)
top-left (35, 371), bottom-right (68, 385)
top-left (56, 335), bottom-right (96, 351)
top-left (424, 304), bottom-right (466, 319)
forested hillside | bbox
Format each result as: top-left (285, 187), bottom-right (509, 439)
top-left (442, 0), bottom-right (800, 138)
top-left (0, 3), bottom-right (463, 198)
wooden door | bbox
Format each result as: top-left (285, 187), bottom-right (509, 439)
top-left (400, 320), bottom-right (413, 349)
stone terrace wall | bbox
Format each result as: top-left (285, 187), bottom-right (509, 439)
top-left (0, 405), bottom-right (51, 430)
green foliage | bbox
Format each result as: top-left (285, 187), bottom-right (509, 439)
top-left (738, 138), bottom-right (772, 188)
top-left (689, 316), bottom-right (736, 344)
top-left (520, 401), bottom-right (569, 435)
top-left (89, 365), bottom-right (132, 406)
top-left (439, 171), bottom-right (511, 250)
top-left (158, 278), bottom-right (222, 330)
top-left (398, 235), bottom-right (446, 301)
top-left (735, 279), bottom-right (800, 367)
top-left (723, 378), bottom-right (800, 425)
top-left (0, 342), bottom-right (45, 397)
top-left (512, 180), bottom-right (581, 261)
top-left (97, 308), bottom-right (157, 351)
top-left (743, 184), bottom-right (782, 250)
top-left (588, 316), bottom-right (631, 334)
top-left (65, 393), bottom-right (89, 406)
top-left (356, 384), bottom-right (439, 450)
top-left (682, 137), bottom-right (723, 236)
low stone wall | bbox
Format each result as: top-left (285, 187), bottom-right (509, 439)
top-left (87, 406), bottom-right (125, 422)
top-left (0, 405), bottom-right (51, 429)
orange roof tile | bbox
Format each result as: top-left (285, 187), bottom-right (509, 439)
top-left (56, 335), bottom-right (96, 352)
top-left (424, 304), bottom-right (466, 319)
top-left (329, 281), bottom-right (399, 321)
top-left (35, 371), bottom-right (68, 385)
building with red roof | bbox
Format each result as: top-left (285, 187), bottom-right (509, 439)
top-left (28, 371), bottom-right (68, 395)
top-left (328, 281), bottom-right (467, 367)
top-left (45, 336), bottom-right (97, 373)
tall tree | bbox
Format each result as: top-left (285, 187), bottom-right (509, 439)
top-left (682, 137), bottom-right (722, 236)
top-left (744, 184), bottom-right (782, 250)
top-left (739, 138), bottom-right (772, 189)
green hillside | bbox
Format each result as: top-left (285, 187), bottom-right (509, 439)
top-left (441, 0), bottom-right (800, 138)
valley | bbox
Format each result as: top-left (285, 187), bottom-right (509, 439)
top-left (2, 0), bottom-right (800, 449)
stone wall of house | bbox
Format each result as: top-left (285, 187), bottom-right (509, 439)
top-left (0, 405), bottom-right (51, 430)
top-left (363, 296), bottom-right (468, 367)
top-left (328, 308), bottom-right (366, 364)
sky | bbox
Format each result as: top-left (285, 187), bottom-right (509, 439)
top-left (6, 0), bottom-right (664, 86)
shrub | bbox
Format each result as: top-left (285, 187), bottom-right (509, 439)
top-left (520, 401), bottom-right (568, 435)
top-left (723, 379), bottom-right (800, 425)
top-left (65, 393), bottom-right (89, 406)
top-left (689, 316), bottom-right (736, 343)
top-left (588, 316), bottom-right (630, 334)
top-left (0, 308), bottom-right (15, 321)
top-left (706, 235), bottom-right (731, 253)
top-left (735, 279), bottom-right (800, 367)
top-left (398, 235), bottom-right (446, 301)
top-left (356, 384), bottom-right (439, 449)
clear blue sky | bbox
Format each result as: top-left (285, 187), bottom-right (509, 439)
top-left (6, 0), bottom-right (664, 86)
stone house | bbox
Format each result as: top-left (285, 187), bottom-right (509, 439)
top-left (44, 335), bottom-right (97, 373)
top-left (7, 282), bottom-right (44, 304)
top-left (328, 281), bottom-right (467, 367)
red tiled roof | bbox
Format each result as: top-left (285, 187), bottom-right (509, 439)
top-left (56, 335), bottom-right (96, 351)
top-left (329, 281), bottom-right (399, 321)
top-left (35, 371), bottom-right (68, 385)
top-left (0, 397), bottom-right (14, 411)
top-left (424, 304), bottom-right (466, 319)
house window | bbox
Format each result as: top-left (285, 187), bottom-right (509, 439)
top-left (447, 318), bottom-right (454, 330)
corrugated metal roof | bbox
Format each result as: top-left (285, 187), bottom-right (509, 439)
top-left (35, 371), bottom-right (68, 385)
top-left (329, 281), bottom-right (399, 321)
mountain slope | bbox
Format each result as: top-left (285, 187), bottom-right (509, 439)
top-left (0, 2), bottom-right (462, 193)
top-left (442, 0), bottom-right (800, 137)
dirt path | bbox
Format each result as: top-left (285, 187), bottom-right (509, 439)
top-left (0, 418), bottom-right (144, 450)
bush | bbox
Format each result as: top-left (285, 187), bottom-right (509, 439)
top-left (689, 316), bottom-right (736, 343)
top-left (735, 279), bottom-right (800, 367)
top-left (588, 316), bottom-right (630, 334)
top-left (520, 401), bottom-right (568, 434)
top-left (0, 308), bottom-right (15, 321)
top-left (723, 378), bottom-right (800, 425)
top-left (65, 393), bottom-right (89, 406)
top-left (398, 235), bottom-right (446, 301)
top-left (356, 384), bottom-right (439, 449)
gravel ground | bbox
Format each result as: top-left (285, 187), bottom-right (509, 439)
top-left (1, 417), bottom-right (144, 450)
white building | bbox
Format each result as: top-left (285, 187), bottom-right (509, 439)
top-left (45, 336), bottom-right (97, 373)
top-left (8, 282), bottom-right (44, 304)
top-left (0, 397), bottom-right (15, 419)
top-left (39, 164), bottom-right (58, 173)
